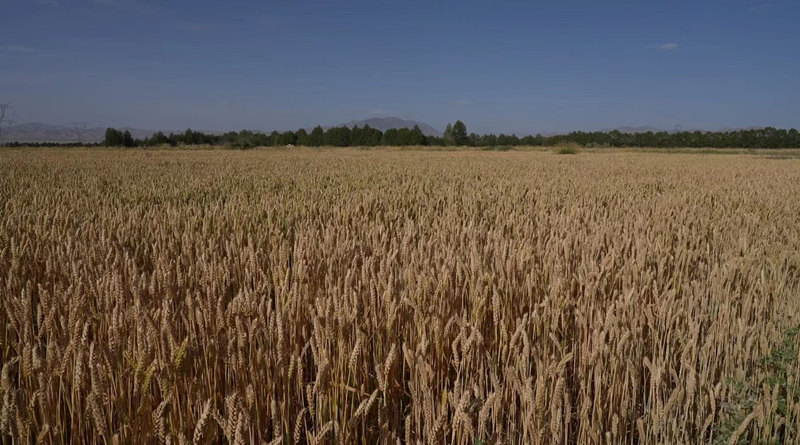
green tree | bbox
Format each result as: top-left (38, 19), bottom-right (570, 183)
top-left (295, 129), bottom-right (309, 146)
top-left (276, 131), bottom-right (297, 146)
top-left (382, 128), bottom-right (399, 145)
top-left (122, 130), bottom-right (135, 147)
top-left (308, 126), bottom-right (324, 147)
top-left (351, 125), bottom-right (382, 146)
top-left (410, 125), bottom-right (426, 145)
top-left (452, 120), bottom-right (468, 145)
top-left (324, 126), bottom-right (351, 147)
top-left (104, 128), bottom-right (123, 146)
top-left (443, 123), bottom-right (454, 145)
top-left (149, 131), bottom-right (169, 146)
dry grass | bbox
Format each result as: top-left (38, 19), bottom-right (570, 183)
top-left (1, 148), bottom-right (800, 444)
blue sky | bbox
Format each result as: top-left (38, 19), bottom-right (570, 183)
top-left (1, 0), bottom-right (798, 134)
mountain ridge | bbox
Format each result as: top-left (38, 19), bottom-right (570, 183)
top-left (1, 123), bottom-right (154, 143)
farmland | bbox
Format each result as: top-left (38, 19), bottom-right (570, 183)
top-left (1, 148), bottom-right (800, 444)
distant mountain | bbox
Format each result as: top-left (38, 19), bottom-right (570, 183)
top-left (1, 123), bottom-right (155, 143)
top-left (612, 126), bottom-right (664, 133)
top-left (340, 117), bottom-right (440, 137)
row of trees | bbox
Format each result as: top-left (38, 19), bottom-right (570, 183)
top-left (538, 127), bottom-right (800, 149)
top-left (103, 128), bottom-right (136, 147)
top-left (103, 123), bottom-right (444, 148)
top-left (465, 126), bottom-right (800, 149)
top-left (55, 122), bottom-right (800, 150)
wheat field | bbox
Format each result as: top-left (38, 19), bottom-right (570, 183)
top-left (1, 148), bottom-right (799, 444)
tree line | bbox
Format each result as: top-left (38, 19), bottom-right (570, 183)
top-left (107, 123), bottom-right (800, 149)
top-left (4, 121), bottom-right (800, 149)
top-left (101, 124), bottom-right (436, 149)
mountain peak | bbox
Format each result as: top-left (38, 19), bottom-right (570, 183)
top-left (340, 117), bottom-right (440, 137)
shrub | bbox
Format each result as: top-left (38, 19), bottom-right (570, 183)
top-left (555, 143), bottom-right (580, 154)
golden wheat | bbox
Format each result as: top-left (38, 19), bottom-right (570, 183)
top-left (1, 147), bottom-right (799, 443)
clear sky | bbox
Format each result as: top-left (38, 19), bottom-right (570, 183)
top-left (1, 0), bottom-right (798, 134)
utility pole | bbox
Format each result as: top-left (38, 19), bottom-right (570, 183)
top-left (72, 122), bottom-right (88, 145)
top-left (0, 103), bottom-right (11, 143)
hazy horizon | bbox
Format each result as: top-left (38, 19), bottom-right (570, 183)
top-left (2, 0), bottom-right (798, 134)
